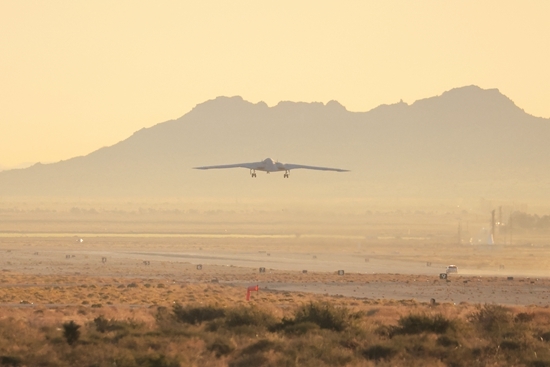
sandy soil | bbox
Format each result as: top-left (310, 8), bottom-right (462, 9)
top-left (1, 234), bottom-right (550, 308)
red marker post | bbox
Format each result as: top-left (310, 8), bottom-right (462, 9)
top-left (246, 285), bottom-right (259, 301)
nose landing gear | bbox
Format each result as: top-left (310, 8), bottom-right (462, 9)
top-left (250, 169), bottom-right (257, 178)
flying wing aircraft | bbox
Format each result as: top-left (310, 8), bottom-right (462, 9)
top-left (194, 158), bottom-right (349, 178)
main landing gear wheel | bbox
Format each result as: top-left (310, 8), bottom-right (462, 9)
top-left (250, 169), bottom-right (257, 178)
top-left (283, 170), bottom-right (289, 178)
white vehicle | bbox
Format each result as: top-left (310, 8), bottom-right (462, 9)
top-left (194, 158), bottom-right (349, 178)
top-left (446, 265), bottom-right (458, 274)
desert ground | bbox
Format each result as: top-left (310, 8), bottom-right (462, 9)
top-left (2, 233), bottom-right (550, 308)
top-left (2, 206), bottom-right (550, 366)
top-left (0, 229), bottom-right (550, 306)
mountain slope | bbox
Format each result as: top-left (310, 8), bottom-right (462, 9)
top-left (0, 86), bottom-right (548, 200)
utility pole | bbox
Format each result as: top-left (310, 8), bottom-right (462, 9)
top-left (458, 221), bottom-right (462, 245)
top-left (491, 209), bottom-right (496, 244)
top-left (498, 206), bottom-right (503, 240)
top-left (509, 214), bottom-right (513, 245)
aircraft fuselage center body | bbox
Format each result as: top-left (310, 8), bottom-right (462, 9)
top-left (254, 158), bottom-right (285, 172)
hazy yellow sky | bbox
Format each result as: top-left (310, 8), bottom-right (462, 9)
top-left (1, 1), bottom-right (549, 167)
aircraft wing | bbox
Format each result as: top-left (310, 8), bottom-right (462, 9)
top-left (283, 163), bottom-right (349, 172)
top-left (193, 161), bottom-right (264, 170)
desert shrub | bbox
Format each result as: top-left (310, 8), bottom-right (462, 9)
top-left (366, 308), bottom-right (379, 317)
top-left (155, 307), bottom-right (192, 337)
top-left (436, 335), bottom-right (459, 348)
top-left (226, 339), bottom-right (283, 367)
top-left (291, 302), bottom-right (350, 332)
top-left (280, 338), bottom-right (354, 366)
top-left (362, 345), bottom-right (396, 361)
top-left (391, 314), bottom-right (452, 336)
top-left (339, 332), bottom-right (364, 351)
top-left (62, 320), bottom-right (81, 346)
top-left (172, 303), bottom-right (225, 325)
top-left (93, 316), bottom-right (139, 334)
top-left (541, 331), bottom-right (550, 342)
top-left (515, 312), bottom-right (535, 323)
top-left (224, 306), bottom-right (278, 330)
top-left (374, 324), bottom-right (392, 338)
top-left (93, 315), bottom-right (110, 333)
top-left (469, 304), bottom-right (512, 335)
top-left (500, 340), bottom-right (521, 350)
top-left (280, 321), bottom-right (320, 335)
top-left (207, 337), bottom-right (235, 357)
top-left (531, 361), bottom-right (550, 367)
top-left (241, 339), bottom-right (280, 355)
top-left (94, 316), bottom-right (123, 333)
top-left (0, 356), bottom-right (22, 367)
top-left (341, 340), bottom-right (361, 352)
top-left (228, 354), bottom-right (268, 367)
top-left (136, 354), bottom-right (179, 367)
top-left (155, 306), bottom-right (170, 320)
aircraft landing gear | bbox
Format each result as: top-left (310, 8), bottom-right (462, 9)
top-left (283, 170), bottom-right (289, 178)
top-left (250, 169), bottom-right (256, 178)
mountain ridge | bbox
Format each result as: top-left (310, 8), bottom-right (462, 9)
top-left (0, 86), bottom-right (548, 201)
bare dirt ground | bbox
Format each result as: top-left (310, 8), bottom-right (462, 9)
top-left (1, 234), bottom-right (550, 307)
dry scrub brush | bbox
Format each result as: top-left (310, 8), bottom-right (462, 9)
top-left (2, 302), bottom-right (550, 366)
